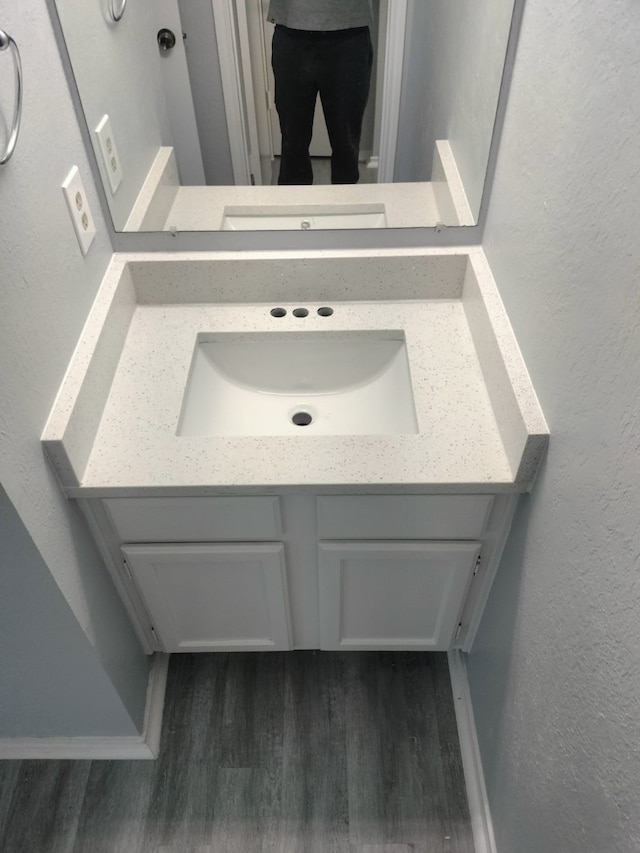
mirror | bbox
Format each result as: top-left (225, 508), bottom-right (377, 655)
top-left (53, 0), bottom-right (516, 233)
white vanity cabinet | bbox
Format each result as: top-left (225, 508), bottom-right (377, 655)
top-left (121, 542), bottom-right (291, 653)
top-left (100, 496), bottom-right (291, 653)
top-left (316, 496), bottom-right (489, 650)
top-left (84, 491), bottom-right (516, 655)
top-left (318, 541), bottom-right (481, 650)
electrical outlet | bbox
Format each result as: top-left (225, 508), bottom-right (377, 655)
top-left (95, 114), bottom-right (123, 194)
top-left (61, 166), bottom-right (96, 256)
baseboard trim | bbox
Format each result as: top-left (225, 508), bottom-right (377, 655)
top-left (448, 649), bottom-right (497, 853)
top-left (0, 653), bottom-right (169, 760)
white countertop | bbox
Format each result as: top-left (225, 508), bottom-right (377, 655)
top-left (163, 183), bottom-right (443, 231)
top-left (124, 144), bottom-right (466, 232)
top-left (84, 300), bottom-right (511, 492)
top-left (43, 249), bottom-right (548, 497)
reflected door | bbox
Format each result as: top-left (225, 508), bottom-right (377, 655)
top-left (152, 0), bottom-right (205, 184)
top-left (245, 0), bottom-right (343, 161)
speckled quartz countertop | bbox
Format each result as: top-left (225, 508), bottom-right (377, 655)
top-left (124, 143), bottom-right (471, 232)
top-left (162, 183), bottom-right (442, 231)
top-left (43, 248), bottom-right (548, 496)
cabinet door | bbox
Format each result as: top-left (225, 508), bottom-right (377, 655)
top-left (318, 541), bottom-right (480, 651)
top-left (122, 543), bottom-right (291, 653)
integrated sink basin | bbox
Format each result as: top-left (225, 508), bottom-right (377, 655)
top-left (177, 332), bottom-right (418, 436)
top-left (221, 204), bottom-right (387, 230)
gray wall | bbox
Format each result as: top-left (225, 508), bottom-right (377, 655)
top-left (0, 0), bottom-right (150, 737)
top-left (178, 0), bottom-right (234, 185)
top-left (0, 488), bottom-right (143, 736)
top-left (396, 0), bottom-right (513, 217)
top-left (54, 0), bottom-right (174, 230)
top-left (467, 1), bottom-right (640, 850)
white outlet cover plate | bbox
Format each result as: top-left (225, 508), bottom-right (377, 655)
top-left (94, 114), bottom-right (123, 194)
top-left (61, 166), bottom-right (96, 256)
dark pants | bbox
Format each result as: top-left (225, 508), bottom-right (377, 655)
top-left (271, 25), bottom-right (373, 185)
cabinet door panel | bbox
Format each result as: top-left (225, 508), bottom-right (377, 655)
top-left (122, 543), bottom-right (291, 652)
top-left (318, 541), bottom-right (480, 651)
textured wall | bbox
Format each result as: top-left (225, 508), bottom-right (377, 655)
top-left (0, 1), bottom-right (150, 735)
top-left (54, 0), bottom-right (173, 229)
top-left (396, 0), bottom-right (513, 216)
top-left (178, 0), bottom-right (234, 186)
top-left (0, 488), bottom-right (141, 735)
top-left (467, 1), bottom-right (640, 850)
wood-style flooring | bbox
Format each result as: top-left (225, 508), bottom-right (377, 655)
top-left (0, 651), bottom-right (474, 853)
top-left (270, 157), bottom-right (378, 185)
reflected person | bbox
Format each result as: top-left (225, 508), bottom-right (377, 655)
top-left (267, 0), bottom-right (373, 185)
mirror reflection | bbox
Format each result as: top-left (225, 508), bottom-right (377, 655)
top-left (54, 0), bottom-right (515, 232)
top-left (268, 1), bottom-right (375, 187)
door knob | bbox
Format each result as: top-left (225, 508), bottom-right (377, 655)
top-left (157, 28), bottom-right (177, 51)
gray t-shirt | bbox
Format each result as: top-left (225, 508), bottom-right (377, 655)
top-left (267, 0), bottom-right (373, 30)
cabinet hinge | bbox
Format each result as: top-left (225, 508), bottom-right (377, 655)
top-left (123, 558), bottom-right (133, 582)
top-left (473, 555), bottom-right (481, 576)
top-left (454, 622), bottom-right (463, 641)
top-left (150, 625), bottom-right (160, 646)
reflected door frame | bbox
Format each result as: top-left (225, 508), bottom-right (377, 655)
top-left (212, 0), bottom-right (262, 185)
top-left (377, 0), bottom-right (408, 182)
top-left (152, 0), bottom-right (206, 185)
top-left (212, 0), bottom-right (407, 186)
top-left (250, 0), bottom-right (333, 161)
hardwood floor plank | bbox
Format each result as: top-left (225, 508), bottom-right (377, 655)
top-left (159, 653), bottom-right (228, 762)
top-left (0, 653), bottom-right (474, 852)
top-left (280, 651), bottom-right (350, 853)
top-left (143, 752), bottom-right (217, 849)
top-left (156, 847), bottom-right (216, 852)
top-left (344, 652), bottom-right (395, 847)
top-left (345, 652), bottom-right (431, 846)
top-left (346, 653), bottom-right (461, 850)
top-left (1, 760), bottom-right (90, 853)
top-left (142, 655), bottom-right (225, 849)
top-left (399, 652), bottom-right (457, 851)
top-left (271, 158), bottom-right (376, 186)
top-left (351, 845), bottom-right (422, 853)
top-left (208, 767), bottom-right (281, 853)
top-left (218, 652), bottom-right (285, 769)
top-left (71, 760), bottom-right (155, 853)
top-left (373, 652), bottom-right (421, 843)
top-left (432, 654), bottom-right (475, 853)
top-left (0, 760), bottom-right (21, 831)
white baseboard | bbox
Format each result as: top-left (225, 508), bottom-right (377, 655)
top-left (0, 653), bottom-right (169, 760)
top-left (448, 649), bottom-right (497, 853)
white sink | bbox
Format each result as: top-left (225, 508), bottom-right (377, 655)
top-left (221, 205), bottom-right (387, 230)
top-left (177, 332), bottom-right (418, 436)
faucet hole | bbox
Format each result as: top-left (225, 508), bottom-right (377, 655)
top-left (292, 411), bottom-right (313, 426)
top-left (292, 308), bottom-right (309, 318)
top-left (270, 307), bottom-right (287, 317)
top-left (317, 306), bottom-right (333, 317)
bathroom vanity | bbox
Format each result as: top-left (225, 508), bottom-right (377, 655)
top-left (43, 248), bottom-right (547, 656)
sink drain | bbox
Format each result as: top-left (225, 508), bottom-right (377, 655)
top-left (292, 411), bottom-right (313, 426)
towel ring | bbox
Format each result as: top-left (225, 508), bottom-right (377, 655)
top-left (111, 0), bottom-right (127, 22)
top-left (0, 30), bottom-right (22, 165)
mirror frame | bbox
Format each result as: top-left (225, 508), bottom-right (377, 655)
top-left (45, 0), bottom-right (525, 252)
